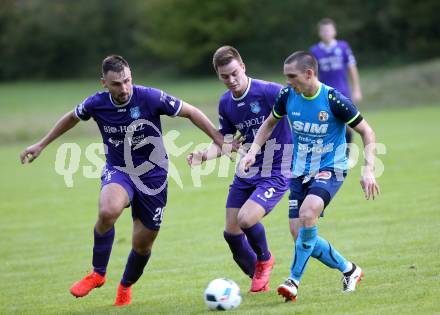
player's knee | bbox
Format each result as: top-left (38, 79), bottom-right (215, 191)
top-left (132, 244), bottom-right (152, 256)
top-left (99, 203), bottom-right (122, 225)
top-left (236, 212), bottom-right (254, 229)
top-left (224, 226), bottom-right (242, 235)
top-left (290, 227), bottom-right (298, 241)
top-left (132, 233), bottom-right (155, 255)
top-left (299, 208), bottom-right (317, 226)
top-left (224, 220), bottom-right (242, 234)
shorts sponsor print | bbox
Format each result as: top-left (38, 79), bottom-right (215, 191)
top-left (288, 170), bottom-right (345, 219)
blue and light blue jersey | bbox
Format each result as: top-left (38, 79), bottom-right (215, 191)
top-left (272, 83), bottom-right (362, 176)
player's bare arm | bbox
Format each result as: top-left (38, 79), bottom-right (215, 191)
top-left (186, 142), bottom-right (222, 167)
top-left (178, 102), bottom-right (230, 166)
top-left (348, 63), bottom-right (362, 103)
top-left (186, 134), bottom-right (244, 167)
top-left (239, 113), bottom-right (279, 173)
top-left (353, 119), bottom-right (380, 200)
top-left (177, 102), bottom-right (226, 147)
top-left (20, 110), bottom-right (80, 164)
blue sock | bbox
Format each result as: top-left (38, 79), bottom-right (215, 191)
top-left (224, 231), bottom-right (256, 278)
top-left (290, 226), bottom-right (318, 282)
top-left (121, 249), bottom-right (151, 287)
top-left (242, 223), bottom-right (271, 261)
top-left (311, 236), bottom-right (348, 272)
top-left (92, 226), bottom-right (115, 276)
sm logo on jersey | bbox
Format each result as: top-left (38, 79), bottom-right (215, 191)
top-left (292, 121), bottom-right (328, 134)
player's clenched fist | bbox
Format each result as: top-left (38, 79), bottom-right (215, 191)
top-left (20, 142), bottom-right (44, 164)
top-left (239, 153), bottom-right (256, 174)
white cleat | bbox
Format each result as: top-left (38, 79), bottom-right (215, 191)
top-left (277, 278), bottom-right (298, 302)
top-left (342, 264), bottom-right (364, 293)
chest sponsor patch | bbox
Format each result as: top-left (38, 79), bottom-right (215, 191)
top-left (318, 111), bottom-right (329, 121)
top-left (130, 106), bottom-right (141, 119)
top-left (250, 101), bottom-right (261, 114)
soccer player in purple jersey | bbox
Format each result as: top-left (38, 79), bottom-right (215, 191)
top-left (20, 55), bottom-right (231, 306)
top-left (187, 46), bottom-right (292, 292)
top-left (310, 18), bottom-right (363, 147)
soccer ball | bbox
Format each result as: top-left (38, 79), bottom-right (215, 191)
top-left (204, 278), bottom-right (242, 311)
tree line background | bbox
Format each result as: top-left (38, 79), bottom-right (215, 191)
top-left (0, 0), bottom-right (439, 80)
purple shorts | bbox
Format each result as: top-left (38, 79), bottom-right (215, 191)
top-left (226, 173), bottom-right (289, 214)
top-left (288, 170), bottom-right (346, 219)
top-left (101, 164), bottom-right (167, 231)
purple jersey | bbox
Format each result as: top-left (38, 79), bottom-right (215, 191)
top-left (74, 85), bottom-right (182, 179)
top-left (218, 78), bottom-right (292, 180)
top-left (310, 40), bottom-right (356, 98)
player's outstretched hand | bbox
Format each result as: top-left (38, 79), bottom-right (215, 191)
top-left (20, 142), bottom-right (44, 164)
top-left (220, 134), bottom-right (244, 159)
top-left (239, 153), bottom-right (256, 174)
top-left (186, 151), bottom-right (206, 168)
top-left (360, 168), bottom-right (380, 200)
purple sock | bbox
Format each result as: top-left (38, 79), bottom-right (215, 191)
top-left (223, 231), bottom-right (256, 278)
top-left (242, 223), bottom-right (271, 261)
top-left (92, 226), bottom-right (115, 276)
top-left (121, 249), bottom-right (151, 287)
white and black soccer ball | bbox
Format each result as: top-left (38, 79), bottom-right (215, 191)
top-left (204, 278), bottom-right (242, 311)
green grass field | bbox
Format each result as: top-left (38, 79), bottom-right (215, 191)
top-left (1, 63), bottom-right (440, 314)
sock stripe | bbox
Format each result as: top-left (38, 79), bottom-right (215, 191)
top-left (328, 242), bottom-right (339, 265)
top-left (292, 251), bottom-right (297, 268)
top-left (299, 255), bottom-right (312, 275)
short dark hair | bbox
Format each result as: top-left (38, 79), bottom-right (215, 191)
top-left (212, 46), bottom-right (243, 71)
top-left (284, 51), bottom-right (318, 74)
top-left (102, 55), bottom-right (129, 75)
top-left (318, 18), bottom-right (336, 28)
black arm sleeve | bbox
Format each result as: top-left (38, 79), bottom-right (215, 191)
top-left (328, 89), bottom-right (363, 128)
top-left (272, 87), bottom-right (290, 119)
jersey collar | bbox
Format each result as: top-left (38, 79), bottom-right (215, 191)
top-left (301, 83), bottom-right (322, 100)
top-left (232, 77), bottom-right (252, 101)
top-left (109, 87), bottom-right (134, 107)
top-left (318, 40), bottom-right (337, 52)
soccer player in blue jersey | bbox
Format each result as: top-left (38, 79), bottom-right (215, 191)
top-left (310, 18), bottom-right (363, 147)
top-left (187, 46), bottom-right (292, 292)
top-left (20, 55), bottom-right (230, 306)
top-left (240, 51), bottom-right (379, 302)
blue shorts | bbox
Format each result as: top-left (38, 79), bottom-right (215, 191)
top-left (101, 164), bottom-right (167, 231)
top-left (226, 173), bottom-right (289, 214)
top-left (288, 170), bottom-right (345, 219)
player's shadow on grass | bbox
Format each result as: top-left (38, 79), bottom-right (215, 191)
top-left (189, 293), bottom-right (285, 315)
top-left (65, 304), bottom-right (132, 315)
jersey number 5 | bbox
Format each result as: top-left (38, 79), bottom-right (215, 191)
top-left (264, 187), bottom-right (276, 199)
